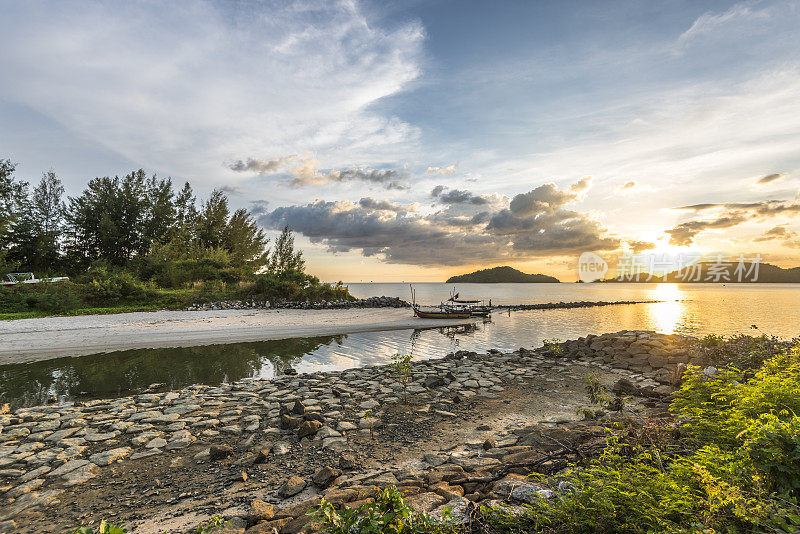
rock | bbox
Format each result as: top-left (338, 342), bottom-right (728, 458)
top-left (89, 447), bottom-right (132, 466)
top-left (483, 438), bottom-right (496, 450)
top-left (278, 475), bottom-right (307, 498)
top-left (281, 414), bottom-right (302, 429)
top-left (272, 442), bottom-right (291, 456)
top-left (339, 453), bottom-right (356, 470)
top-left (611, 378), bottom-right (639, 396)
top-left (297, 420), bottom-right (322, 439)
top-left (248, 499), bottom-right (275, 522)
top-left (292, 400), bottom-right (306, 415)
top-left (312, 466), bottom-right (342, 487)
top-left (336, 421), bottom-right (358, 432)
top-left (62, 463), bottom-right (100, 486)
top-left (423, 376), bottom-right (446, 388)
top-left (6, 478), bottom-right (44, 498)
top-left (47, 459), bottom-right (90, 477)
top-left (406, 492), bottom-right (446, 513)
top-left (246, 518), bottom-right (290, 533)
top-left (209, 444), bottom-right (234, 461)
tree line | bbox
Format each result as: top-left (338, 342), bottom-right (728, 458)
top-left (0, 159), bottom-right (303, 286)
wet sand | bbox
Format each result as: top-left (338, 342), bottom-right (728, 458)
top-left (0, 308), bottom-right (476, 364)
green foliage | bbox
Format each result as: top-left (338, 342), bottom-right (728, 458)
top-left (68, 520), bottom-right (127, 534)
top-left (391, 353), bottom-right (413, 403)
top-left (542, 338), bottom-right (564, 355)
top-left (743, 413), bottom-right (800, 497)
top-left (311, 486), bottom-right (444, 534)
top-left (701, 333), bottom-right (726, 348)
top-left (195, 515), bottom-right (230, 533)
top-left (584, 371), bottom-right (611, 406)
top-left (671, 348), bottom-right (800, 446)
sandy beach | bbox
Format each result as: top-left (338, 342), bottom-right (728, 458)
top-left (0, 308), bottom-right (476, 364)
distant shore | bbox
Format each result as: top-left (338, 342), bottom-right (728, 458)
top-left (0, 308), bottom-right (476, 364)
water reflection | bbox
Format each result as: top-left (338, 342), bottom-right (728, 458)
top-left (647, 284), bottom-right (685, 334)
top-left (0, 336), bottom-right (345, 408)
top-left (3, 283), bottom-right (799, 408)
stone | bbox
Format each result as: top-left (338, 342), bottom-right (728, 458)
top-left (89, 447), bottom-right (132, 466)
top-left (62, 463), bottom-right (100, 486)
top-left (339, 453), bottom-right (356, 470)
top-left (423, 376), bottom-right (446, 388)
top-left (336, 421), bottom-right (358, 432)
top-left (272, 442), bottom-right (290, 455)
top-left (280, 414), bottom-right (302, 429)
top-left (209, 444), bottom-right (234, 461)
top-left (278, 475), bottom-right (306, 498)
top-left (292, 400), bottom-right (306, 415)
top-left (312, 466), bottom-right (342, 487)
top-left (47, 459), bottom-right (90, 477)
top-left (406, 492), bottom-right (446, 513)
top-left (297, 420), bottom-right (322, 439)
top-left (248, 499), bottom-right (275, 522)
top-left (6, 477), bottom-right (44, 498)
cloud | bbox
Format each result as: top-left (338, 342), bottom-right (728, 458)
top-left (220, 184), bottom-right (243, 195)
top-left (757, 173), bottom-right (783, 184)
top-left (508, 177), bottom-right (591, 217)
top-left (228, 156), bottom-right (297, 174)
top-left (666, 195), bottom-right (800, 245)
top-left (678, 3), bottom-right (770, 47)
top-left (230, 154), bottom-right (408, 189)
top-left (426, 164), bottom-right (457, 175)
top-left (754, 225), bottom-right (800, 248)
top-left (621, 181), bottom-right (637, 190)
top-left (431, 186), bottom-right (489, 205)
top-left (263, 178), bottom-right (620, 266)
top-left (0, 1), bottom-right (424, 185)
top-left (358, 197), bottom-right (416, 212)
top-left (248, 200), bottom-right (270, 216)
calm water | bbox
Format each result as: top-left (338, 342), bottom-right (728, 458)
top-left (2, 283), bottom-right (799, 407)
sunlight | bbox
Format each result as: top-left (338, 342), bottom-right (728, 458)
top-left (647, 283), bottom-right (685, 334)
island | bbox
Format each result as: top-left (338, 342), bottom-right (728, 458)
top-left (606, 262), bottom-right (800, 283)
top-left (446, 265), bottom-right (560, 283)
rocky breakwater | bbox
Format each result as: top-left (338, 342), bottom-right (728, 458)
top-left (556, 330), bottom-right (706, 387)
top-left (0, 330), bottom-right (700, 532)
top-left (186, 296), bottom-right (409, 312)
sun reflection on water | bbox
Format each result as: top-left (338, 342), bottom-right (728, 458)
top-left (647, 284), bottom-right (686, 334)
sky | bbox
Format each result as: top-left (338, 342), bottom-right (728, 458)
top-left (1, 0), bottom-right (799, 282)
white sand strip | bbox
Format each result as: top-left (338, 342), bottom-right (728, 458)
top-left (0, 308), bottom-right (476, 364)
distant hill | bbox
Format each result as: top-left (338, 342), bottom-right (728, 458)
top-left (446, 266), bottom-right (560, 283)
top-left (606, 262), bottom-right (800, 283)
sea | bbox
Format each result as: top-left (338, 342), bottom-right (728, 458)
top-left (2, 283), bottom-right (799, 407)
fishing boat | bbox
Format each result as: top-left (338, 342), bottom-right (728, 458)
top-left (412, 306), bottom-right (472, 319)
top-left (445, 289), bottom-right (493, 317)
top-left (410, 285), bottom-right (474, 319)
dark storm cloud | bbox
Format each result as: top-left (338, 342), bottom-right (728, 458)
top-left (666, 196), bottom-right (800, 245)
top-left (757, 173), bottom-right (783, 184)
top-left (261, 178), bottom-right (621, 266)
top-left (330, 169), bottom-right (408, 190)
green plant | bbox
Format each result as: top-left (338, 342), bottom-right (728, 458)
top-left (365, 408), bottom-right (375, 440)
top-left (542, 338), bottom-right (564, 355)
top-left (701, 333), bottom-right (726, 348)
top-left (390, 353), bottom-right (413, 403)
top-left (195, 515), bottom-right (230, 533)
top-left (744, 413), bottom-right (800, 497)
top-left (68, 520), bottom-right (127, 534)
top-left (311, 486), bottom-right (444, 534)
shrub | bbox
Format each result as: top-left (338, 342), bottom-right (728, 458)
top-left (311, 486), bottom-right (447, 534)
top-left (743, 414), bottom-right (800, 497)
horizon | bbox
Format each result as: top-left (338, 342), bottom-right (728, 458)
top-left (2, 1), bottom-right (800, 283)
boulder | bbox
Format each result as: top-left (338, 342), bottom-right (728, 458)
top-left (278, 476), bottom-right (307, 498)
top-left (209, 444), bottom-right (234, 461)
top-left (312, 466), bottom-right (342, 487)
top-left (297, 420), bottom-right (322, 439)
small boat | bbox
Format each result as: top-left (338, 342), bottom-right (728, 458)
top-left (412, 306), bottom-right (472, 319)
top-left (446, 289), bottom-right (493, 317)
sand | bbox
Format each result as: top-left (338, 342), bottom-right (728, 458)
top-left (0, 308), bottom-right (476, 364)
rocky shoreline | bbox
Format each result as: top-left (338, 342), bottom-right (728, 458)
top-left (185, 296), bottom-right (409, 312)
top-left (0, 330), bottom-right (711, 533)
